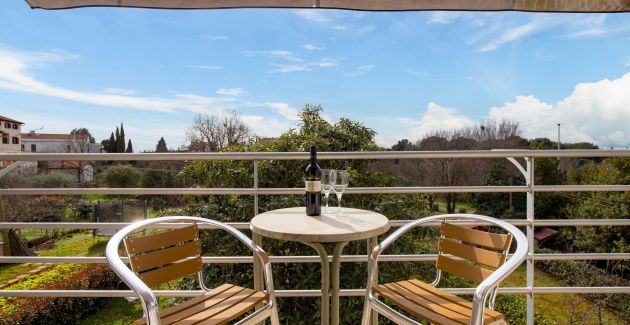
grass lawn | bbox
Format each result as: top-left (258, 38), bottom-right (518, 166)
top-left (501, 266), bottom-right (626, 324)
top-left (0, 232), bottom-right (107, 285)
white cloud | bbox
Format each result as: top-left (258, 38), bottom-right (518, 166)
top-left (105, 88), bottom-right (136, 95)
top-left (206, 35), bottom-right (229, 41)
top-left (480, 20), bottom-right (541, 52)
top-left (216, 88), bottom-right (245, 96)
top-left (272, 58), bottom-right (341, 73)
top-left (187, 65), bottom-right (221, 70)
top-left (0, 47), bottom-right (233, 114)
top-left (357, 65), bottom-right (373, 72)
top-left (472, 19), bottom-right (485, 27)
top-left (428, 12), bottom-right (462, 25)
top-left (404, 103), bottom-right (476, 138)
top-left (241, 115), bottom-right (295, 138)
top-left (303, 44), bottom-right (325, 51)
top-left (241, 50), bottom-right (302, 62)
top-left (293, 9), bottom-right (331, 23)
top-left (626, 58), bottom-right (630, 67)
top-left (489, 72), bottom-right (630, 146)
top-left (332, 24), bottom-right (350, 31)
top-left (264, 102), bottom-right (300, 121)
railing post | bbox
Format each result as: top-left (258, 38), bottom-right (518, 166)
top-left (0, 196), bottom-right (11, 256)
top-left (525, 157), bottom-right (535, 325)
top-left (252, 160), bottom-right (264, 325)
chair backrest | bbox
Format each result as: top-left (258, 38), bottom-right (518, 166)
top-left (437, 222), bottom-right (513, 284)
top-left (123, 224), bottom-right (202, 288)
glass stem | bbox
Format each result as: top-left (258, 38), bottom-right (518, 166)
top-left (336, 193), bottom-right (343, 213)
top-left (324, 192), bottom-right (329, 208)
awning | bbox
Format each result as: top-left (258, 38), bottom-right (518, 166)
top-left (22, 0), bottom-right (630, 13)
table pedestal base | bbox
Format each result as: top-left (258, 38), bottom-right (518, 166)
top-left (302, 241), bottom-right (349, 325)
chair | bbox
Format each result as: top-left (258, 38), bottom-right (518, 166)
top-left (361, 214), bottom-right (527, 325)
top-left (105, 216), bottom-right (279, 325)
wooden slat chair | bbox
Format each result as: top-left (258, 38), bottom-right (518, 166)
top-left (106, 216), bottom-right (279, 325)
top-left (362, 214), bottom-right (528, 325)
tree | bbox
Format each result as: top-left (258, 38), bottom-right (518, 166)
top-left (117, 123), bottom-right (126, 153)
top-left (102, 165), bottom-right (141, 188)
top-left (391, 139), bottom-right (416, 151)
top-left (59, 128), bottom-right (97, 184)
top-left (186, 111), bottom-right (250, 152)
top-left (70, 128), bottom-right (95, 144)
top-left (413, 120), bottom-right (522, 213)
top-left (126, 139), bottom-right (133, 153)
top-left (102, 132), bottom-right (116, 153)
top-left (156, 137), bottom-right (168, 152)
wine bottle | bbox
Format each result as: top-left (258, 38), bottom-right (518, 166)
top-left (305, 144), bottom-right (322, 216)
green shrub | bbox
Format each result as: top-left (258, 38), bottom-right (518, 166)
top-left (101, 165), bottom-right (141, 188)
top-left (0, 264), bottom-right (119, 324)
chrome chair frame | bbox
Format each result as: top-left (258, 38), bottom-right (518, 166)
top-left (361, 214), bottom-right (528, 325)
top-left (105, 216), bottom-right (280, 325)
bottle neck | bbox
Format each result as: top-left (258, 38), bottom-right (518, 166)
top-left (310, 145), bottom-right (317, 164)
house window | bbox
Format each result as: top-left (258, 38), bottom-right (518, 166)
top-left (31, 144), bottom-right (36, 152)
top-left (12, 137), bottom-right (19, 144)
top-left (66, 145), bottom-right (71, 152)
top-left (21, 144), bottom-right (25, 151)
top-left (3, 123), bottom-right (10, 128)
top-left (12, 124), bottom-right (18, 129)
top-left (2, 136), bottom-right (7, 144)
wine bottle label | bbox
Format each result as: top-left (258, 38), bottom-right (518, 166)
top-left (305, 180), bottom-right (321, 192)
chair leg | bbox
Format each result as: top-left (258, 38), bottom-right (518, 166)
top-left (270, 305), bottom-right (280, 325)
top-left (361, 296), bottom-right (372, 325)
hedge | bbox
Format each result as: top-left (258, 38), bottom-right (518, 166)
top-left (0, 264), bottom-right (119, 324)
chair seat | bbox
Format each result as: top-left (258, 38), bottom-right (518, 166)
top-left (134, 283), bottom-right (267, 325)
top-left (374, 279), bottom-right (506, 325)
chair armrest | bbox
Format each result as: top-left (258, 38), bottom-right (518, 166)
top-left (366, 215), bottom-right (447, 292)
top-left (470, 218), bottom-right (528, 325)
top-left (105, 225), bottom-right (160, 324)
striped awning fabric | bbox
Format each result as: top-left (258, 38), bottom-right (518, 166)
top-left (22, 0), bottom-right (630, 12)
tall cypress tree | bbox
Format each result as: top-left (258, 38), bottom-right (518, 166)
top-left (106, 132), bottom-right (116, 153)
top-left (114, 127), bottom-right (120, 153)
top-left (117, 123), bottom-right (126, 153)
top-left (126, 139), bottom-right (133, 153)
top-left (156, 137), bottom-right (168, 152)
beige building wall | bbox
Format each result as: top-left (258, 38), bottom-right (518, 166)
top-left (0, 117), bottom-right (23, 153)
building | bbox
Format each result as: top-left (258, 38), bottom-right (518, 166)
top-left (20, 133), bottom-right (104, 183)
top-left (20, 133), bottom-right (103, 153)
top-left (0, 115), bottom-right (24, 153)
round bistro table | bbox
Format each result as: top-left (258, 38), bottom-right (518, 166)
top-left (250, 207), bottom-right (390, 325)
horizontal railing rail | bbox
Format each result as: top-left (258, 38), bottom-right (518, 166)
top-left (0, 149), bottom-right (628, 325)
top-left (1, 149), bottom-right (629, 161)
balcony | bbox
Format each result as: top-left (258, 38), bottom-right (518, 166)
top-left (0, 149), bottom-right (628, 324)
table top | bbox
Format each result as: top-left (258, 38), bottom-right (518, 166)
top-left (250, 207), bottom-right (390, 243)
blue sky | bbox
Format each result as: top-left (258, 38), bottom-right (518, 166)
top-left (1, 2), bottom-right (630, 150)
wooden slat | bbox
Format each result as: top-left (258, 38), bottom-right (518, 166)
top-left (441, 222), bottom-right (509, 250)
top-left (439, 239), bottom-right (504, 268)
top-left (206, 291), bottom-right (267, 325)
top-left (375, 284), bottom-right (463, 325)
top-left (139, 257), bottom-right (201, 288)
top-left (403, 280), bottom-right (504, 321)
top-left (437, 255), bottom-right (493, 284)
top-left (125, 225), bottom-right (198, 254)
top-left (384, 283), bottom-right (469, 324)
top-left (131, 240), bottom-right (200, 272)
top-left (133, 284), bottom-right (236, 325)
top-left (162, 286), bottom-right (249, 324)
top-left (178, 287), bottom-right (260, 324)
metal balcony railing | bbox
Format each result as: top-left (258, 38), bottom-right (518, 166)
top-left (1, 149), bottom-right (629, 325)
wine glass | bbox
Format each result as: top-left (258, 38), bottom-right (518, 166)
top-left (321, 169), bottom-right (334, 213)
top-left (332, 170), bottom-right (349, 216)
